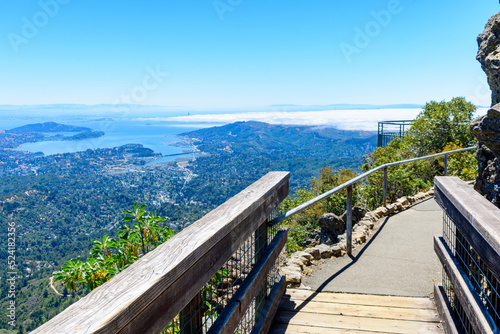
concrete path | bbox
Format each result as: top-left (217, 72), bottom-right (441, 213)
top-left (302, 197), bottom-right (443, 297)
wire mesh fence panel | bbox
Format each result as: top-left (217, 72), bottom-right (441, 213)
top-left (442, 211), bottom-right (500, 333)
top-left (162, 218), bottom-right (285, 334)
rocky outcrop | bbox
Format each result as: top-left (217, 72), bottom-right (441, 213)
top-left (477, 12), bottom-right (500, 106)
top-left (471, 105), bottom-right (500, 207)
top-left (474, 12), bottom-right (500, 208)
top-left (318, 213), bottom-right (344, 244)
top-left (318, 206), bottom-right (366, 245)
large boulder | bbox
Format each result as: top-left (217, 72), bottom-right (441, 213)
top-left (474, 13), bottom-right (500, 208)
top-left (471, 105), bottom-right (500, 153)
top-left (340, 206), bottom-right (366, 225)
top-left (318, 206), bottom-right (366, 244)
top-left (477, 12), bottom-right (500, 106)
top-left (318, 213), bottom-right (345, 244)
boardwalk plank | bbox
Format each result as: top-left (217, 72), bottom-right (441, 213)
top-left (270, 290), bottom-right (444, 334)
top-left (270, 323), bottom-right (411, 334)
top-left (279, 298), bottom-right (440, 322)
top-left (286, 289), bottom-right (436, 309)
top-left (274, 310), bottom-right (443, 334)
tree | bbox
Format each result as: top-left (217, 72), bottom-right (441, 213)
top-left (405, 97), bottom-right (476, 155)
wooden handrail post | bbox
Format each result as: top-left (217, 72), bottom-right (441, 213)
top-left (382, 167), bottom-right (388, 207)
top-left (254, 220), bottom-right (269, 316)
top-left (179, 291), bottom-right (202, 334)
top-left (346, 185), bottom-right (353, 255)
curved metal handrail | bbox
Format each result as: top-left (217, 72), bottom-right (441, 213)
top-left (269, 146), bottom-right (476, 230)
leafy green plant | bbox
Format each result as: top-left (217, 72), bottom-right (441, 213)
top-left (53, 202), bottom-right (172, 292)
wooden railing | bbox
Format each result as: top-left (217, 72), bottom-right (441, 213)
top-left (32, 172), bottom-right (290, 334)
top-left (434, 176), bottom-right (500, 334)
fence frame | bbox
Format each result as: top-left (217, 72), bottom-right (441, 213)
top-left (434, 176), bottom-right (500, 334)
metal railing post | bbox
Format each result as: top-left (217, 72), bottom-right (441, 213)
top-left (382, 167), bottom-right (388, 207)
top-left (444, 153), bottom-right (448, 176)
top-left (346, 185), bottom-right (353, 255)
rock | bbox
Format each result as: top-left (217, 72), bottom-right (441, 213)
top-left (353, 232), bottom-right (366, 244)
top-left (427, 189), bottom-right (435, 196)
top-left (471, 106), bottom-right (500, 153)
top-left (282, 266), bottom-right (302, 285)
top-left (386, 203), bottom-right (397, 214)
top-left (358, 219), bottom-right (374, 229)
top-left (299, 256), bottom-right (311, 266)
top-left (316, 244), bottom-right (333, 258)
top-left (407, 196), bottom-right (416, 203)
top-left (286, 258), bottom-right (304, 270)
top-left (363, 211), bottom-right (378, 222)
top-left (415, 192), bottom-right (426, 200)
top-left (320, 230), bottom-right (336, 245)
top-left (354, 224), bottom-right (368, 234)
top-left (397, 196), bottom-right (409, 207)
top-left (373, 207), bottom-right (388, 217)
top-left (318, 213), bottom-right (345, 244)
top-left (340, 206), bottom-right (367, 225)
top-left (477, 12), bottom-right (500, 106)
top-left (298, 251), bottom-right (313, 261)
top-left (330, 245), bottom-right (342, 257)
top-left (304, 247), bottom-right (321, 260)
top-left (473, 143), bottom-right (500, 207)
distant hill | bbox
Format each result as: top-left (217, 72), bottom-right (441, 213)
top-left (181, 121), bottom-right (377, 159)
top-left (1, 122), bottom-right (104, 149)
top-left (7, 122), bottom-right (91, 133)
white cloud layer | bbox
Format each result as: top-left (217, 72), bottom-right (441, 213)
top-left (138, 109), bottom-right (422, 131)
top-left (135, 107), bottom-right (489, 131)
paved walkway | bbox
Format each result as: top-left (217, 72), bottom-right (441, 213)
top-left (302, 197), bottom-right (443, 297)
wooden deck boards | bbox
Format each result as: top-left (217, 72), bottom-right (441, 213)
top-left (269, 289), bottom-right (445, 334)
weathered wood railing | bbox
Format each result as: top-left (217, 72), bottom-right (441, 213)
top-left (434, 176), bottom-right (500, 334)
top-left (32, 172), bottom-right (290, 334)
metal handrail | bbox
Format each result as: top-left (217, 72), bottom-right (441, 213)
top-left (269, 146), bottom-right (476, 254)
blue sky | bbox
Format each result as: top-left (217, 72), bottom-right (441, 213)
top-left (0, 0), bottom-right (498, 110)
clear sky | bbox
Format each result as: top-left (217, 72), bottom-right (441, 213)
top-left (0, 0), bottom-right (498, 110)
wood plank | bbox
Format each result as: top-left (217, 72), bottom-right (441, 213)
top-left (285, 289), bottom-right (436, 310)
top-left (433, 284), bottom-right (460, 334)
top-left (269, 323), bottom-right (425, 334)
top-left (32, 172), bottom-right (290, 334)
top-left (251, 275), bottom-right (287, 334)
top-left (434, 235), bottom-right (498, 334)
top-left (274, 310), bottom-right (444, 334)
top-left (277, 298), bottom-right (440, 322)
top-left (434, 176), bottom-right (500, 282)
top-left (208, 229), bottom-right (287, 334)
